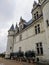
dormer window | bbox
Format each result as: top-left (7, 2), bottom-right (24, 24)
top-left (34, 11), bottom-right (39, 20)
top-left (19, 17), bottom-right (26, 31)
top-left (34, 14), bottom-right (36, 19)
top-left (19, 24), bottom-right (24, 31)
top-left (46, 20), bottom-right (49, 26)
top-left (36, 11), bottom-right (38, 18)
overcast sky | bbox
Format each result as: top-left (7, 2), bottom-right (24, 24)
top-left (0, 0), bottom-right (38, 53)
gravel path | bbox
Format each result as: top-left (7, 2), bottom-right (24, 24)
top-left (0, 58), bottom-right (22, 65)
top-left (0, 58), bottom-right (35, 65)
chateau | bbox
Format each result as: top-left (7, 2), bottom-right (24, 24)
top-left (5, 0), bottom-right (49, 61)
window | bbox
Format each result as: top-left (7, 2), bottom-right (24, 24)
top-left (36, 11), bottom-right (38, 18)
top-left (19, 34), bottom-right (22, 41)
top-left (34, 11), bottom-right (39, 20)
top-left (37, 24), bottom-right (40, 33)
top-left (35, 24), bottom-right (40, 34)
top-left (10, 47), bottom-right (12, 50)
top-left (35, 26), bottom-right (37, 34)
top-left (36, 42), bottom-right (43, 55)
top-left (19, 47), bottom-right (21, 51)
top-left (46, 20), bottom-right (49, 26)
top-left (34, 14), bottom-right (36, 19)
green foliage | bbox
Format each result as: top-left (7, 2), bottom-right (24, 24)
top-left (0, 53), bottom-right (5, 58)
top-left (10, 51), bottom-right (24, 59)
top-left (25, 50), bottom-right (35, 58)
top-left (17, 51), bottom-right (24, 57)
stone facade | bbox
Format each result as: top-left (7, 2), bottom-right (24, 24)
top-left (5, 0), bottom-right (49, 61)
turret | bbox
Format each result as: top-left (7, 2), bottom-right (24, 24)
top-left (5, 24), bottom-right (15, 58)
top-left (41, 0), bottom-right (49, 59)
top-left (15, 23), bottom-right (19, 34)
top-left (42, 0), bottom-right (49, 24)
top-left (8, 24), bottom-right (15, 36)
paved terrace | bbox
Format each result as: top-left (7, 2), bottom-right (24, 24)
top-left (0, 58), bottom-right (35, 65)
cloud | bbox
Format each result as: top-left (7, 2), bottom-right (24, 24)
top-left (0, 0), bottom-right (38, 53)
top-left (0, 0), bottom-right (16, 22)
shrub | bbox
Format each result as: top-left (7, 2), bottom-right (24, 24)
top-left (0, 53), bottom-right (5, 58)
top-left (25, 50), bottom-right (35, 58)
top-left (17, 51), bottom-right (24, 57)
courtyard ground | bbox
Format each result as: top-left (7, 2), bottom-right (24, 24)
top-left (0, 58), bottom-right (35, 65)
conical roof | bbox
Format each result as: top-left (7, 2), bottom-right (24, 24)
top-left (19, 17), bottom-right (26, 25)
top-left (33, 1), bottom-right (37, 7)
top-left (15, 23), bottom-right (18, 29)
top-left (9, 24), bottom-right (14, 31)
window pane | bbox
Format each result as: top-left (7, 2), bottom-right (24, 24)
top-left (36, 43), bottom-right (39, 47)
top-left (38, 28), bottom-right (40, 33)
top-left (38, 24), bottom-right (40, 33)
top-left (35, 26), bottom-right (37, 28)
top-left (37, 48), bottom-right (40, 55)
top-left (35, 26), bottom-right (37, 34)
top-left (40, 42), bottom-right (42, 46)
top-left (34, 14), bottom-right (36, 19)
top-left (35, 29), bottom-right (37, 34)
top-left (38, 24), bottom-right (40, 27)
top-left (36, 11), bottom-right (38, 18)
top-left (40, 48), bottom-right (43, 54)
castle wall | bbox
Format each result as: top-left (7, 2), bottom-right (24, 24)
top-left (13, 18), bottom-right (49, 60)
top-left (5, 35), bottom-right (14, 58)
top-left (42, 1), bottom-right (49, 60)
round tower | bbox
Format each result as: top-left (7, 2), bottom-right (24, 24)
top-left (42, 0), bottom-right (49, 24)
top-left (15, 23), bottom-right (19, 34)
top-left (42, 0), bottom-right (49, 60)
top-left (5, 24), bottom-right (15, 58)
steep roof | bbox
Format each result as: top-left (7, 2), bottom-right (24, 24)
top-left (9, 24), bottom-right (14, 31)
top-left (27, 19), bottom-right (33, 25)
top-left (15, 23), bottom-right (18, 29)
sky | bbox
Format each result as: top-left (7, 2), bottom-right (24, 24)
top-left (0, 0), bottom-right (38, 53)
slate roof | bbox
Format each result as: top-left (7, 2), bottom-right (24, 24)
top-left (9, 24), bottom-right (14, 31)
top-left (15, 23), bottom-right (18, 29)
top-left (27, 19), bottom-right (33, 26)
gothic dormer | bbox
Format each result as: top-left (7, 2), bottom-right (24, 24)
top-left (15, 23), bottom-right (19, 34)
top-left (31, 1), bottom-right (42, 20)
top-left (8, 24), bottom-right (14, 35)
top-left (19, 17), bottom-right (26, 31)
